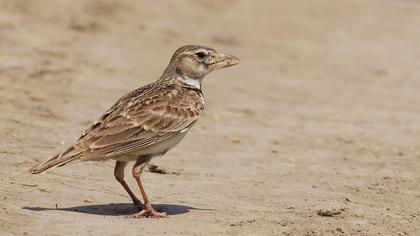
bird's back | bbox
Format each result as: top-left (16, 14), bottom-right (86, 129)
top-left (31, 82), bottom-right (204, 173)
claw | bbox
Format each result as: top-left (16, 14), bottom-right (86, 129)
top-left (129, 204), bottom-right (167, 218)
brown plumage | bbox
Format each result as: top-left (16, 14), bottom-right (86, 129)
top-left (30, 45), bottom-right (239, 218)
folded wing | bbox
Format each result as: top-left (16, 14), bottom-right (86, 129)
top-left (74, 85), bottom-right (204, 161)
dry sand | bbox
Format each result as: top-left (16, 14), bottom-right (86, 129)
top-left (1, 0), bottom-right (420, 235)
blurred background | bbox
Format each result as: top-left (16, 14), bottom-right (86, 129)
top-left (1, 0), bottom-right (419, 235)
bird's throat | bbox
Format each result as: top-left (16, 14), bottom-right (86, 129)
top-left (178, 75), bottom-right (202, 90)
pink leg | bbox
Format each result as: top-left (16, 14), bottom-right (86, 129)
top-left (131, 159), bottom-right (167, 218)
top-left (114, 161), bottom-right (142, 210)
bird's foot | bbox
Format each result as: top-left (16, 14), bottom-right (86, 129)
top-left (130, 204), bottom-right (167, 218)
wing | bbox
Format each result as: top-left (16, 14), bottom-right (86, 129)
top-left (73, 83), bottom-right (204, 160)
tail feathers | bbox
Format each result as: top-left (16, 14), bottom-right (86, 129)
top-left (30, 147), bottom-right (82, 174)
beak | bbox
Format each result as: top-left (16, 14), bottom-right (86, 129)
top-left (209, 53), bottom-right (240, 70)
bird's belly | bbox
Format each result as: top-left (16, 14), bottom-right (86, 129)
top-left (111, 131), bottom-right (189, 162)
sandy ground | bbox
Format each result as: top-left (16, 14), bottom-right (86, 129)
top-left (1, 0), bottom-right (420, 235)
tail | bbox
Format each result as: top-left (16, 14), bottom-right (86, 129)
top-left (30, 146), bottom-right (82, 174)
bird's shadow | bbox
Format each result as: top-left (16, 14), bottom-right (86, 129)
top-left (23, 203), bottom-right (211, 216)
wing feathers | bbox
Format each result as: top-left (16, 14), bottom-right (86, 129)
top-left (31, 83), bottom-right (204, 171)
top-left (74, 85), bottom-right (204, 161)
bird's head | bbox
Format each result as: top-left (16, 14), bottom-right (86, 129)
top-left (165, 45), bottom-right (239, 87)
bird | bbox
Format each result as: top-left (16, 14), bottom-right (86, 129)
top-left (30, 45), bottom-right (239, 218)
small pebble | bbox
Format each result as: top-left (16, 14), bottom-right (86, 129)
top-left (31, 95), bottom-right (45, 102)
top-left (231, 137), bottom-right (241, 144)
top-left (211, 113), bottom-right (222, 120)
top-left (39, 188), bottom-right (49, 193)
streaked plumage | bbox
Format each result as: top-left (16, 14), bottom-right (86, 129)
top-left (30, 45), bottom-right (238, 218)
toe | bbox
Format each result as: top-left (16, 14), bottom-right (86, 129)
top-left (128, 208), bottom-right (167, 218)
top-left (150, 210), bottom-right (167, 218)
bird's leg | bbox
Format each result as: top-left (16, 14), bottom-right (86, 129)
top-left (131, 158), bottom-right (167, 218)
top-left (114, 161), bottom-right (142, 210)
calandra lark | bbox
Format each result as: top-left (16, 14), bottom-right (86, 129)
top-left (30, 45), bottom-right (239, 218)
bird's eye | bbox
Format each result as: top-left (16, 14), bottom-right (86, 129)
top-left (195, 51), bottom-right (206, 60)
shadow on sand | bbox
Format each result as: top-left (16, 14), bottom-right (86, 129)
top-left (23, 203), bottom-right (212, 216)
